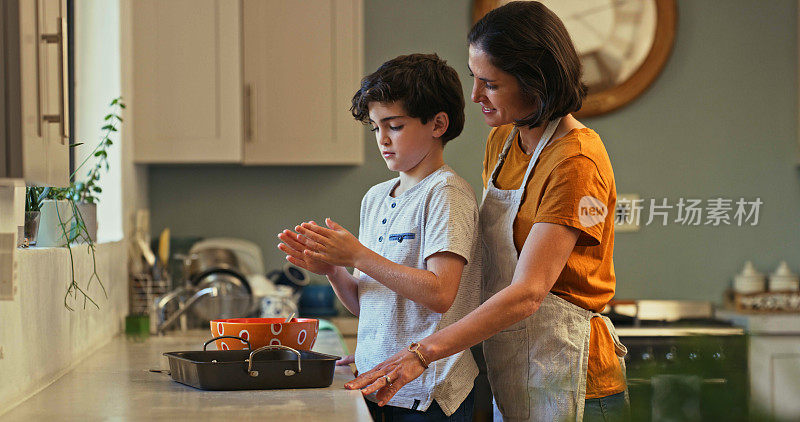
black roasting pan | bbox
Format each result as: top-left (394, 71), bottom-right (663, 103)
top-left (161, 336), bottom-right (340, 390)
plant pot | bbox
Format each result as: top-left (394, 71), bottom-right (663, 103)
top-left (24, 211), bottom-right (41, 246)
top-left (76, 202), bottom-right (98, 243)
top-left (37, 200), bottom-right (75, 247)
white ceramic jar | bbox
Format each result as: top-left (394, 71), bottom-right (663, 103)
top-left (733, 261), bottom-right (765, 294)
top-left (768, 261), bottom-right (799, 292)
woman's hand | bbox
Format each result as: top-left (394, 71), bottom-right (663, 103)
top-left (344, 349), bottom-right (426, 406)
top-left (277, 224), bottom-right (338, 276)
top-left (295, 218), bottom-right (369, 268)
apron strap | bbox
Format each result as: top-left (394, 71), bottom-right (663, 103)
top-left (519, 118), bottom-right (561, 189)
top-left (487, 127), bottom-right (519, 186)
top-left (487, 118), bottom-right (562, 189)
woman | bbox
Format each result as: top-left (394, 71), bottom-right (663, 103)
top-left (344, 2), bottom-right (628, 421)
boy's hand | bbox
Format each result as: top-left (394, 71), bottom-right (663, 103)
top-left (336, 354), bottom-right (358, 376)
top-left (277, 225), bottom-right (338, 276)
top-left (296, 218), bottom-right (368, 268)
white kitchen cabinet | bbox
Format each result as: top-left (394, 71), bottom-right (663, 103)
top-left (749, 337), bottom-right (800, 420)
top-left (131, 0), bottom-right (364, 165)
top-left (717, 311), bottom-right (800, 420)
top-left (241, 0), bottom-right (363, 165)
top-left (131, 0), bottom-right (243, 163)
top-left (3, 0), bottom-right (70, 186)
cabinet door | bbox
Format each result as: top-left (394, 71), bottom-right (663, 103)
top-left (132, 0), bottom-right (242, 163)
top-left (242, 0), bottom-right (363, 165)
top-left (15, 0), bottom-right (69, 186)
top-left (749, 336), bottom-right (800, 420)
top-left (40, 0), bottom-right (69, 186)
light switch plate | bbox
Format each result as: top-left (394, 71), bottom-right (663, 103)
top-left (0, 180), bottom-right (23, 300)
top-left (0, 232), bottom-right (16, 300)
top-left (615, 193), bottom-right (642, 233)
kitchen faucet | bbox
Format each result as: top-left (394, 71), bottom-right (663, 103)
top-left (155, 286), bottom-right (219, 334)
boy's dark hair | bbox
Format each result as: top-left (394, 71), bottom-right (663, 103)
top-left (350, 53), bottom-right (465, 145)
top-left (468, 1), bottom-right (587, 128)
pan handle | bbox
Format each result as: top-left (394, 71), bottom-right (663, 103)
top-left (246, 345), bottom-right (302, 377)
top-left (203, 335), bottom-right (252, 351)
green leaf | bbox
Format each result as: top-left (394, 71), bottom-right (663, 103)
top-left (94, 151), bottom-right (103, 157)
top-left (104, 113), bottom-right (113, 121)
top-left (110, 98), bottom-right (118, 105)
top-left (93, 186), bottom-right (102, 193)
top-left (119, 103), bottom-right (126, 109)
top-left (102, 124), bottom-right (114, 131)
top-left (117, 116), bottom-right (124, 122)
top-left (105, 139), bottom-right (113, 146)
top-left (69, 142), bottom-right (84, 147)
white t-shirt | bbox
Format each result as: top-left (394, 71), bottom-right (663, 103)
top-left (354, 165), bottom-right (481, 415)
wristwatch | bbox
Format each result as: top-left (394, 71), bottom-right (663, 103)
top-left (408, 342), bottom-right (429, 369)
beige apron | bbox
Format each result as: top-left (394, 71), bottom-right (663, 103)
top-left (479, 120), bottom-right (627, 422)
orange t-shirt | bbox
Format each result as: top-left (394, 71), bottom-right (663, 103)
top-left (481, 124), bottom-right (626, 399)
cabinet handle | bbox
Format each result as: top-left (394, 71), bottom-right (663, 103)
top-left (59, 14), bottom-right (69, 142)
top-left (244, 84), bottom-right (254, 143)
top-left (40, 17), bottom-right (69, 144)
top-left (34, 0), bottom-right (43, 138)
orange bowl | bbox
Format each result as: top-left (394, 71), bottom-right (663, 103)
top-left (210, 318), bottom-right (319, 351)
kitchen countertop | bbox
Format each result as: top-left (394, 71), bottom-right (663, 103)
top-left (0, 329), bottom-right (371, 421)
top-left (716, 309), bottom-right (800, 334)
top-left (615, 326), bottom-right (744, 337)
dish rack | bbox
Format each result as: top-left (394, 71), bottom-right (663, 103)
top-left (129, 272), bottom-right (170, 316)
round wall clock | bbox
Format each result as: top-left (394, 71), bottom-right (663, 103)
top-left (472, 0), bottom-right (677, 117)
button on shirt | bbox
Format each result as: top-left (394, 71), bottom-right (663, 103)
top-left (354, 165), bottom-right (481, 416)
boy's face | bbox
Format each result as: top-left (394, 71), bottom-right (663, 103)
top-left (368, 102), bottom-right (441, 173)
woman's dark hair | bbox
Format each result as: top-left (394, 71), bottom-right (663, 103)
top-left (468, 1), bottom-right (587, 128)
top-left (350, 53), bottom-right (465, 145)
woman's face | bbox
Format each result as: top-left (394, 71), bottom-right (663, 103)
top-left (468, 45), bottom-right (536, 127)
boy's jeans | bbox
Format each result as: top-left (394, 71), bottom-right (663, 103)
top-left (365, 385), bottom-right (475, 422)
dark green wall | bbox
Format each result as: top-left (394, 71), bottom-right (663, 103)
top-left (150, 0), bottom-right (800, 302)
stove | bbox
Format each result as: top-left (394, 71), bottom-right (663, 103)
top-left (606, 300), bottom-right (748, 421)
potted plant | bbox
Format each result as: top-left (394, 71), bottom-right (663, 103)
top-left (68, 100), bottom-right (122, 242)
top-left (34, 188), bottom-right (75, 247)
top-left (22, 187), bottom-right (47, 246)
top-left (25, 97), bottom-right (124, 310)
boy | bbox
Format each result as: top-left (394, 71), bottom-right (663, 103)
top-left (278, 54), bottom-right (481, 420)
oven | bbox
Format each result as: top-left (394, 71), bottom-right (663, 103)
top-left (608, 301), bottom-right (748, 421)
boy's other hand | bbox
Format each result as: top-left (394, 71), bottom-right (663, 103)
top-left (296, 218), bottom-right (368, 268)
top-left (335, 354), bottom-right (355, 366)
top-left (277, 227), bottom-right (337, 276)
top-left (336, 354), bottom-right (358, 376)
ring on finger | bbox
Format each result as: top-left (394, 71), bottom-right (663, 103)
top-left (384, 375), bottom-right (392, 385)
